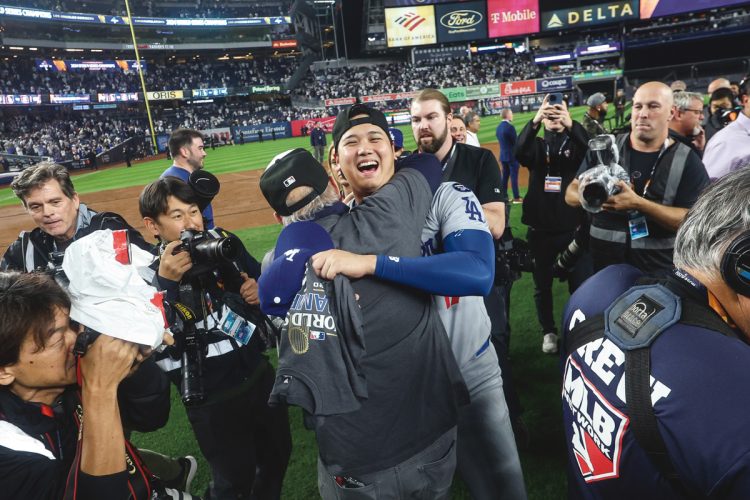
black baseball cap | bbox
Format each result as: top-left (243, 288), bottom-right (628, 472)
top-left (332, 104), bottom-right (392, 151)
top-left (260, 148), bottom-right (330, 216)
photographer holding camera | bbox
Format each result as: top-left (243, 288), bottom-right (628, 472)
top-left (1, 162), bottom-right (151, 273)
top-left (566, 81), bottom-right (709, 276)
top-left (139, 177), bottom-right (291, 500)
top-left (515, 93), bottom-right (592, 354)
top-left (0, 271), bottom-right (173, 499)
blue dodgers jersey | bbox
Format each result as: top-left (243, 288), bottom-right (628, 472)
top-left (561, 265), bottom-right (750, 498)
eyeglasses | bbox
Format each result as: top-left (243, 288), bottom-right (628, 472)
top-left (683, 108), bottom-right (704, 115)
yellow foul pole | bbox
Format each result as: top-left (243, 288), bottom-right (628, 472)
top-left (123, 0), bottom-right (158, 154)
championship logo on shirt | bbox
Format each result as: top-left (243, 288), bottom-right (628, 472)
top-left (563, 357), bottom-right (628, 482)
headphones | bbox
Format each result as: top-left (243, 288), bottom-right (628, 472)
top-left (720, 231), bottom-right (750, 297)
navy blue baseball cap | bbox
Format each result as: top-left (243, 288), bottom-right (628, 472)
top-left (258, 221), bottom-right (334, 317)
top-left (388, 128), bottom-right (404, 150)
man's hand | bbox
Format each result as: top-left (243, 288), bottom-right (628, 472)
top-left (158, 240), bottom-right (193, 282)
top-left (80, 335), bottom-right (140, 393)
top-left (311, 249), bottom-right (376, 280)
top-left (692, 126), bottom-right (706, 151)
top-left (239, 272), bottom-right (260, 305)
top-left (602, 181), bottom-right (643, 212)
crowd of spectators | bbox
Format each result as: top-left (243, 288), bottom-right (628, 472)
top-left (4, 0), bottom-right (291, 18)
top-left (295, 51), bottom-right (540, 101)
top-left (0, 57), bottom-right (298, 95)
top-left (0, 111), bottom-right (146, 162)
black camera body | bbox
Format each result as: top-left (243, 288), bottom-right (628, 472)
top-left (177, 229), bottom-right (241, 283)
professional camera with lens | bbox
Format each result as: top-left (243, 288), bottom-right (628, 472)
top-left (178, 229), bottom-right (240, 267)
top-left (578, 134), bottom-right (630, 213)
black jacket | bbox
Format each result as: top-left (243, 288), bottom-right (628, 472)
top-left (515, 120), bottom-right (589, 232)
top-left (0, 359), bottom-right (169, 500)
top-left (1, 203), bottom-right (151, 272)
top-left (150, 228), bottom-right (270, 399)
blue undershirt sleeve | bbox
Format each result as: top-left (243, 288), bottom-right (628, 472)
top-left (374, 229), bottom-right (494, 296)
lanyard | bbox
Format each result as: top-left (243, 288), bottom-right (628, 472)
top-left (544, 136), bottom-right (570, 172)
top-left (441, 143), bottom-right (458, 180)
top-left (641, 139), bottom-right (670, 198)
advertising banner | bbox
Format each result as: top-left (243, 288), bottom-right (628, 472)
top-left (536, 76), bottom-right (573, 92)
top-left (291, 116), bottom-right (337, 137)
top-left (146, 90), bottom-right (184, 101)
top-left (435, 1), bottom-right (487, 43)
top-left (272, 39), bottom-right (297, 48)
top-left (385, 6), bottom-right (437, 48)
top-left (324, 97), bottom-right (357, 106)
top-left (250, 85), bottom-right (282, 93)
top-left (191, 88), bottom-right (228, 98)
top-left (232, 122), bottom-right (292, 142)
top-left (50, 94), bottom-right (91, 104)
top-left (572, 69), bottom-right (623, 81)
top-left (0, 94), bottom-right (42, 105)
top-left (384, 0), bottom-right (465, 6)
top-left (487, 0), bottom-right (540, 38)
top-left (640, 0), bottom-right (746, 19)
top-left (465, 84), bottom-right (501, 100)
top-left (0, 5), bottom-right (290, 27)
top-left (361, 91), bottom-right (420, 103)
top-left (440, 87), bottom-right (468, 102)
top-left (97, 92), bottom-right (139, 103)
top-left (542, 1), bottom-right (638, 31)
top-left (35, 59), bottom-right (144, 72)
top-left (499, 79), bottom-right (537, 97)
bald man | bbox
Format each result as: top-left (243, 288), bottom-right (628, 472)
top-left (566, 81), bottom-right (709, 275)
top-left (707, 77), bottom-right (732, 95)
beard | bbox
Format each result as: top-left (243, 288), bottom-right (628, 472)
top-left (418, 125), bottom-right (449, 154)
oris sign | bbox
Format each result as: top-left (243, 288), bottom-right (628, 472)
top-left (487, 0), bottom-right (540, 38)
top-left (435, 1), bottom-right (487, 43)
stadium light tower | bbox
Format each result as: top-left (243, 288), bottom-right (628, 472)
top-left (123, 0), bottom-right (158, 155)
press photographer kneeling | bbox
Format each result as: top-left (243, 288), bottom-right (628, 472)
top-left (139, 176), bottom-right (291, 500)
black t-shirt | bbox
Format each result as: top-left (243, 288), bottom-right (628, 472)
top-left (444, 142), bottom-right (507, 206)
top-left (628, 149), bottom-right (660, 196)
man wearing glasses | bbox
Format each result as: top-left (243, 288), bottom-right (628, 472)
top-left (669, 90), bottom-right (706, 156)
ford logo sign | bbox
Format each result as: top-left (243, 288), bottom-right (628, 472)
top-left (440, 10), bottom-right (482, 29)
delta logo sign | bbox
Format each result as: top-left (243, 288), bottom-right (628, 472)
top-left (487, 0), bottom-right (539, 38)
top-left (386, 6), bottom-right (437, 47)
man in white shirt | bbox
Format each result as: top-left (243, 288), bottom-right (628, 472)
top-left (464, 111), bottom-right (481, 147)
top-left (703, 78), bottom-right (750, 180)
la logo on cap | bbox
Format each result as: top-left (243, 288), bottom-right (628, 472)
top-left (283, 175), bottom-right (296, 187)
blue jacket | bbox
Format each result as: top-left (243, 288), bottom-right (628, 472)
top-left (561, 264), bottom-right (750, 498)
top-left (310, 128), bottom-right (327, 147)
top-left (496, 120), bottom-right (517, 163)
